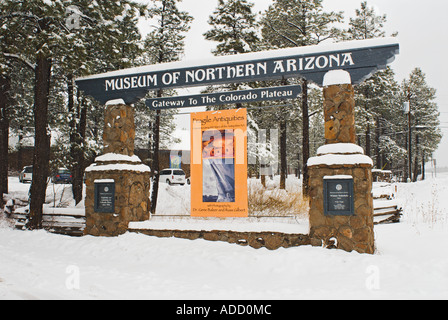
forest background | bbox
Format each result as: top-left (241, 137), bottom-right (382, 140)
top-left (0, 0), bottom-right (444, 228)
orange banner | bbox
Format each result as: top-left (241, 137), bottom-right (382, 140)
top-left (190, 109), bottom-right (248, 217)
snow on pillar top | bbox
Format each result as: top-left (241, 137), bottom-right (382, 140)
top-left (105, 99), bottom-right (126, 106)
top-left (323, 70), bottom-right (352, 87)
top-left (308, 143), bottom-right (373, 167)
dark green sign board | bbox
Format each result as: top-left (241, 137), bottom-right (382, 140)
top-left (146, 85), bottom-right (301, 110)
top-left (94, 181), bottom-right (115, 214)
top-left (75, 38), bottom-right (399, 105)
top-left (323, 178), bottom-right (355, 216)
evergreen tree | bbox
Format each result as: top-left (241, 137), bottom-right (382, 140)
top-left (6, 62), bottom-right (35, 173)
top-left (144, 0), bottom-right (193, 65)
top-left (0, 0), bottom-right (148, 225)
top-left (0, 0), bottom-right (73, 228)
top-left (401, 68), bottom-right (442, 181)
top-left (343, 1), bottom-right (388, 41)
top-left (65, 0), bottom-right (147, 204)
top-left (354, 67), bottom-right (402, 169)
top-left (204, 0), bottom-right (259, 56)
top-left (144, 0), bottom-right (193, 214)
top-left (261, 0), bottom-right (343, 193)
top-left (343, 1), bottom-right (399, 170)
top-left (202, 0), bottom-right (260, 107)
top-left (0, 64), bottom-right (11, 208)
top-left (0, 20), bottom-right (14, 207)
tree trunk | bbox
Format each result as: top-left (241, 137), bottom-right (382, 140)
top-left (72, 108), bottom-right (87, 204)
top-left (279, 118), bottom-right (287, 190)
top-left (68, 76), bottom-right (86, 205)
top-left (302, 80), bottom-right (310, 198)
top-left (412, 134), bottom-right (420, 182)
top-left (74, 97), bottom-right (87, 204)
top-left (404, 134), bottom-right (409, 181)
top-left (28, 55), bottom-right (52, 230)
top-left (0, 75), bottom-right (11, 208)
top-left (375, 117), bottom-right (381, 169)
top-left (421, 153), bottom-right (426, 181)
top-left (68, 75), bottom-right (78, 202)
top-left (279, 78), bottom-right (289, 190)
top-left (18, 125), bottom-right (24, 171)
top-left (148, 121), bottom-right (153, 165)
top-left (68, 75), bottom-right (76, 159)
top-left (413, 155), bottom-right (419, 182)
top-left (261, 174), bottom-right (266, 188)
top-left (150, 90), bottom-right (163, 214)
top-left (365, 122), bottom-right (371, 158)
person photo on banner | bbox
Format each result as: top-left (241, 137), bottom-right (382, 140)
top-left (202, 129), bottom-right (235, 203)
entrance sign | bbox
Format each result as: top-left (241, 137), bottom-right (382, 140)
top-left (146, 85), bottom-right (302, 110)
top-left (75, 38), bottom-right (399, 105)
top-left (191, 109), bottom-right (248, 218)
top-left (323, 176), bottom-right (354, 216)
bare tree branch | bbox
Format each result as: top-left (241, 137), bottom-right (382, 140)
top-left (265, 20), bottom-right (298, 47)
top-left (2, 53), bottom-right (36, 71)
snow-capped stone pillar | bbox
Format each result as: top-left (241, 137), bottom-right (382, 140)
top-left (84, 100), bottom-right (151, 237)
top-left (102, 101), bottom-right (136, 156)
top-left (307, 70), bottom-right (375, 254)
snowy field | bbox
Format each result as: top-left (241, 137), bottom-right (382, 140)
top-left (1, 174), bottom-right (448, 300)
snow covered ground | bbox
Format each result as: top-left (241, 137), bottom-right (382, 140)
top-left (1, 174), bottom-right (448, 300)
top-left (155, 175), bottom-right (303, 216)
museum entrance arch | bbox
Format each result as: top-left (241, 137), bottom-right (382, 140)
top-left (76, 38), bottom-right (399, 254)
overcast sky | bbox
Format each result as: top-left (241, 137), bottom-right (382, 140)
top-left (139, 0), bottom-right (448, 167)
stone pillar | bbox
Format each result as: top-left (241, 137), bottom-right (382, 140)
top-left (84, 102), bottom-right (151, 237)
top-left (308, 71), bottom-right (375, 254)
top-left (103, 104), bottom-right (136, 156)
top-left (324, 84), bottom-right (356, 144)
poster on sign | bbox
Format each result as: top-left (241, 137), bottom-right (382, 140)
top-left (170, 154), bottom-right (182, 169)
top-left (191, 109), bottom-right (248, 217)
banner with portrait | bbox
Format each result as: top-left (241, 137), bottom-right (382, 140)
top-left (191, 109), bottom-right (248, 217)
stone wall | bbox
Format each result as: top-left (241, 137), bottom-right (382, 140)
top-left (130, 228), bottom-right (310, 251)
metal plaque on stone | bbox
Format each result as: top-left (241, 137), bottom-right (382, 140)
top-left (94, 180), bottom-right (116, 213)
top-left (323, 177), bottom-right (354, 216)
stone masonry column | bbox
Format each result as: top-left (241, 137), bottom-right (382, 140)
top-left (308, 71), bottom-right (375, 254)
top-left (324, 83), bottom-right (356, 145)
top-left (84, 101), bottom-right (151, 237)
top-left (103, 104), bottom-right (136, 156)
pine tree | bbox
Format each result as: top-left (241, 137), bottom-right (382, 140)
top-left (144, 0), bottom-right (193, 65)
top-left (65, 0), bottom-right (147, 204)
top-left (0, 69), bottom-right (11, 208)
top-left (0, 22), bottom-right (13, 207)
top-left (354, 67), bottom-right (402, 169)
top-left (343, 1), bottom-right (388, 41)
top-left (0, 0), bottom-right (68, 228)
top-left (144, 0), bottom-right (193, 214)
top-left (204, 0), bottom-right (284, 183)
top-left (0, 0), bottom-right (148, 225)
top-left (202, 0), bottom-right (260, 107)
top-left (402, 68), bottom-right (442, 181)
top-left (204, 0), bottom-right (259, 56)
top-left (343, 1), bottom-right (398, 170)
top-left (261, 0), bottom-right (343, 193)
